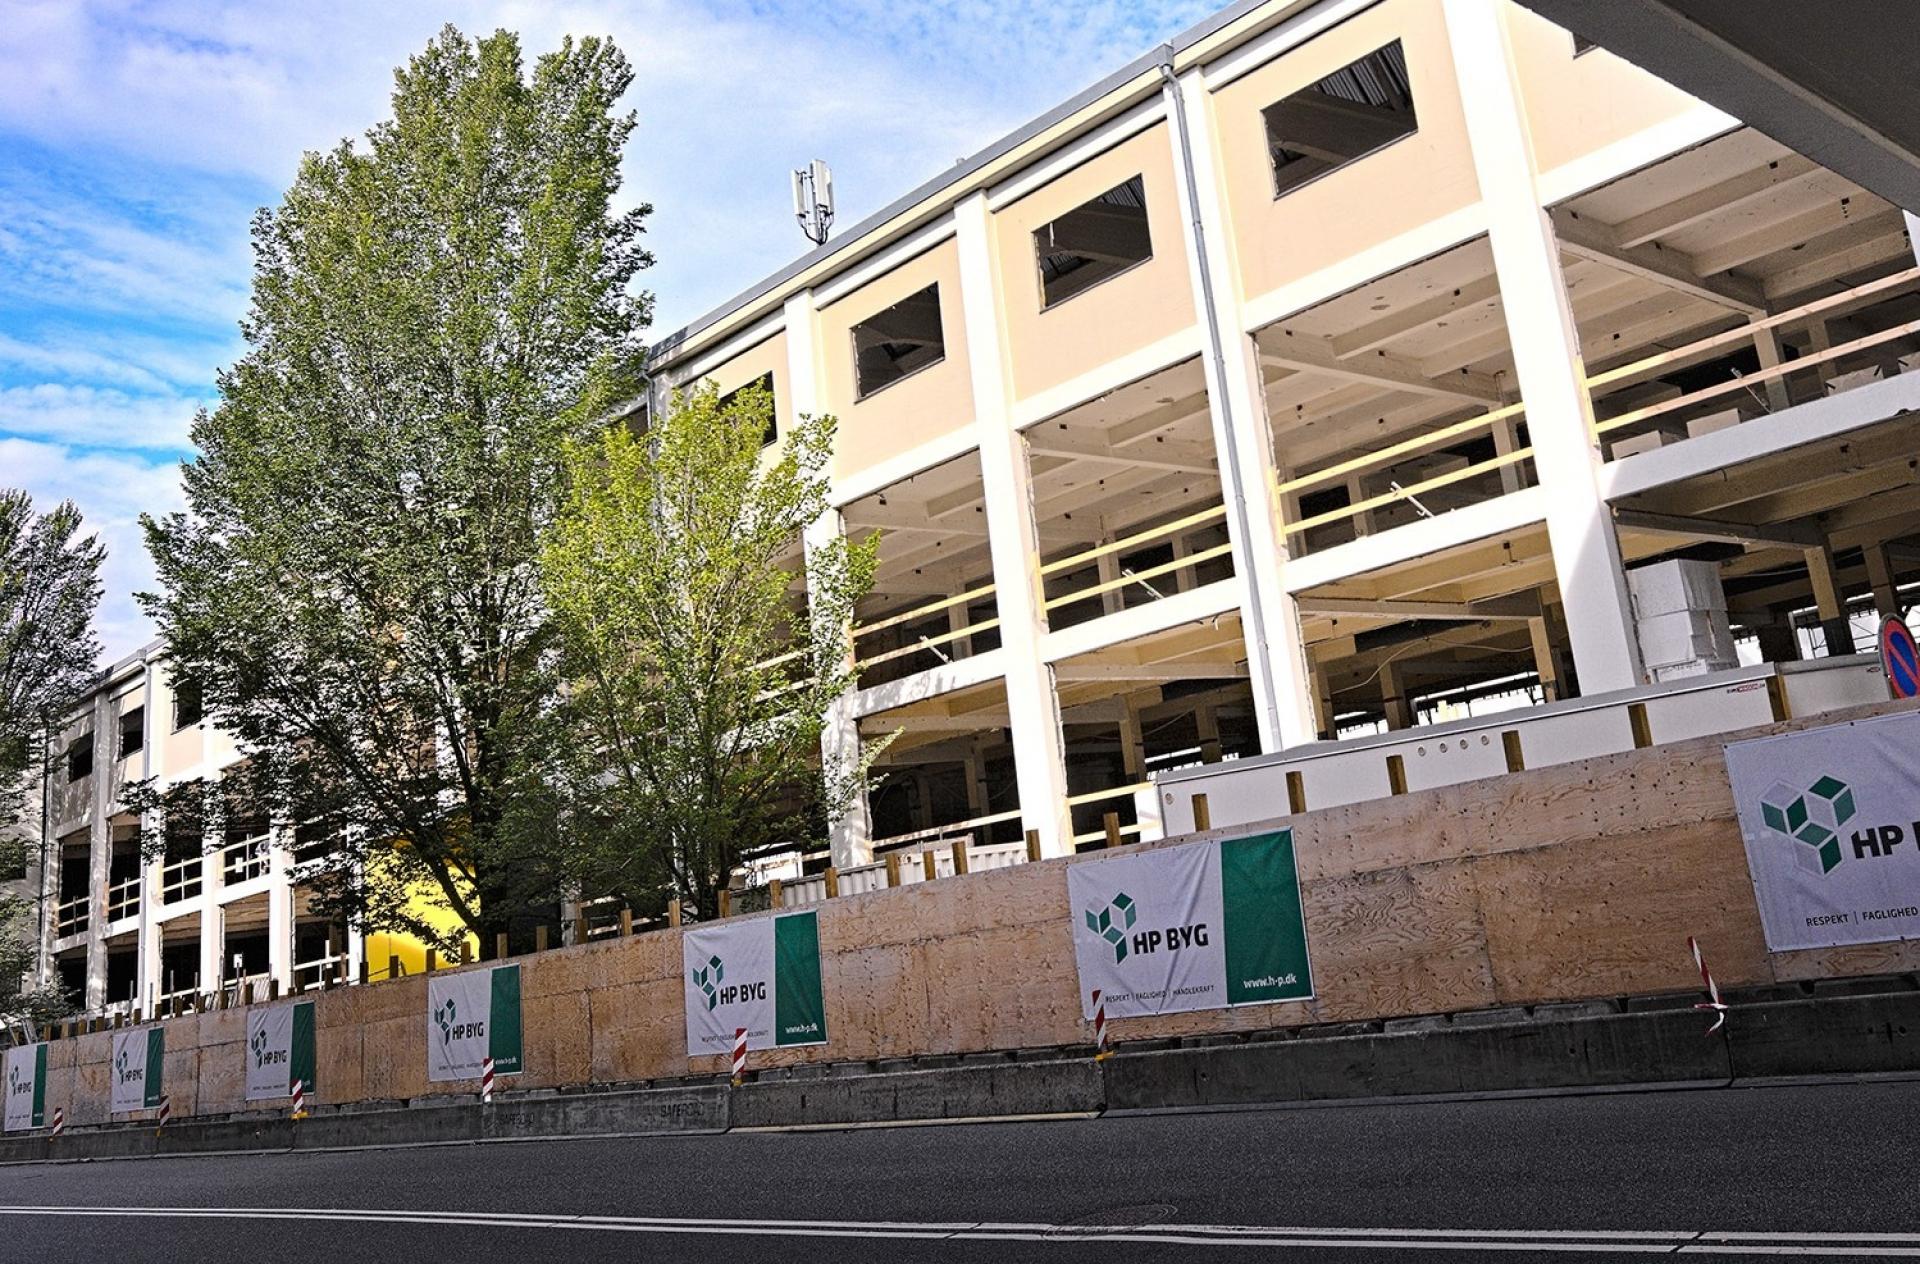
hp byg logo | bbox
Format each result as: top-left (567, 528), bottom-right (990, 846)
top-left (691, 955), bottom-right (724, 1011)
top-left (251, 1026), bottom-right (268, 1067)
top-left (1760, 775), bottom-right (1856, 875)
top-left (434, 998), bottom-right (455, 1046)
top-left (1084, 892), bottom-right (1137, 963)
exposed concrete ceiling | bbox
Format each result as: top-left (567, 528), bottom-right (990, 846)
top-left (1515, 0), bottom-right (1920, 213)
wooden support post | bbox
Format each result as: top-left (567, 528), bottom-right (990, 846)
top-left (1190, 793), bottom-right (1211, 832)
top-left (718, 889), bottom-right (732, 919)
top-left (1379, 660), bottom-right (1415, 731)
top-left (1286, 770), bottom-right (1307, 815)
top-left (535, 925), bottom-right (550, 953)
top-left (668, 900), bottom-right (682, 928)
top-left (386, 955), bottom-right (400, 982)
top-left (1804, 542), bottom-right (1855, 655)
top-left (1502, 729), bottom-right (1526, 773)
top-left (950, 840), bottom-right (970, 876)
top-left (822, 868), bottom-right (839, 898)
top-left (1102, 812), bottom-right (1122, 849)
top-left (1628, 702), bottom-right (1653, 749)
top-left (619, 908), bottom-right (634, 936)
top-left (1748, 320), bottom-right (1794, 412)
top-left (921, 850), bottom-right (936, 881)
top-left (1863, 543), bottom-right (1903, 619)
top-left (359, 957), bottom-right (370, 986)
top-left (268, 978), bottom-right (280, 1001)
top-left (495, 932), bottom-right (509, 961)
top-left (574, 912), bottom-right (590, 944)
top-left (459, 940), bottom-right (472, 965)
top-left (244, 979), bottom-right (256, 1006)
top-left (1025, 829), bottom-right (1042, 863)
top-left (1385, 754), bottom-right (1408, 796)
top-left (768, 878), bottom-right (785, 908)
top-left (1195, 706), bottom-right (1224, 763)
top-left (884, 852), bottom-right (902, 887)
top-left (425, 949), bottom-right (438, 974)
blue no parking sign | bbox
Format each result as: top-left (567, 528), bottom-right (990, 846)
top-left (1882, 615), bottom-right (1920, 700)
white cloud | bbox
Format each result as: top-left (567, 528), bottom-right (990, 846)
top-left (0, 437), bottom-right (186, 661)
top-left (0, 382), bottom-right (204, 451)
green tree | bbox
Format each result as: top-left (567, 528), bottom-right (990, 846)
top-left (0, 490), bottom-right (103, 1025)
top-left (543, 383), bottom-right (882, 919)
top-left (140, 26), bottom-right (651, 955)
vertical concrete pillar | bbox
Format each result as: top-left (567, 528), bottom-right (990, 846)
top-left (1444, 0), bottom-right (1645, 696)
top-left (1167, 69), bottom-right (1319, 753)
top-left (267, 827), bottom-right (294, 991)
top-left (788, 289), bottom-right (876, 868)
top-left (955, 192), bottom-right (1075, 857)
top-left (83, 694), bottom-right (110, 1013)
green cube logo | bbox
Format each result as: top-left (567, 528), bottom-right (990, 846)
top-left (1084, 892), bottom-right (1137, 963)
top-left (1759, 775), bottom-right (1855, 875)
top-left (690, 954), bottom-right (724, 1011)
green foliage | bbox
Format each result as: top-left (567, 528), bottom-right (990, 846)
top-left (544, 383), bottom-right (882, 918)
top-left (0, 489), bottom-right (101, 1025)
top-left (138, 26), bottom-right (651, 953)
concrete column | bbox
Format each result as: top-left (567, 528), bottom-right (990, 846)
top-left (1379, 660), bottom-right (1417, 730)
top-left (1167, 69), bottom-right (1319, 753)
top-left (955, 191), bottom-right (1075, 857)
top-left (82, 694), bottom-right (110, 1013)
top-left (788, 288), bottom-right (875, 868)
top-left (1444, 0), bottom-right (1646, 696)
top-left (1862, 543), bottom-right (1903, 620)
top-left (1803, 542), bottom-right (1855, 655)
top-left (267, 826), bottom-right (294, 991)
top-left (196, 903), bottom-right (223, 1001)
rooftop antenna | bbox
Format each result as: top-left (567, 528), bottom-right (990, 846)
top-left (793, 159), bottom-right (835, 246)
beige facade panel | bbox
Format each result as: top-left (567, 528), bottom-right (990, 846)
top-left (1212, 0), bottom-right (1482, 308)
top-left (689, 330), bottom-right (794, 445)
top-left (818, 239), bottom-right (976, 482)
top-left (1503, 5), bottom-right (1705, 185)
top-left (993, 123), bottom-right (1198, 402)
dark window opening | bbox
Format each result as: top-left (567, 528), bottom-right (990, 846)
top-left (1263, 40), bottom-right (1417, 199)
top-left (119, 706), bottom-right (145, 758)
top-left (717, 372), bottom-right (778, 446)
top-left (1036, 174), bottom-right (1153, 309)
top-left (852, 284), bottom-right (945, 399)
top-left (173, 675), bottom-right (204, 730)
top-left (1571, 32), bottom-right (1598, 55)
top-left (66, 733), bottom-right (93, 783)
top-left (620, 400), bottom-right (650, 440)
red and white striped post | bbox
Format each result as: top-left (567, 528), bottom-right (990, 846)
top-left (154, 1095), bottom-right (171, 1136)
top-left (48, 1107), bottom-right (63, 1139)
top-left (1091, 989), bottom-right (1112, 1061)
top-left (290, 1079), bottom-right (306, 1119)
top-left (480, 1056), bottom-right (495, 1104)
top-left (730, 1028), bottom-right (747, 1086)
top-left (1689, 936), bottom-right (1729, 1035)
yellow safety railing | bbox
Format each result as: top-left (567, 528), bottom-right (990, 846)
top-left (1041, 504), bottom-right (1232, 612)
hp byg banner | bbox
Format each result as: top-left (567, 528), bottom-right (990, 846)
top-left (682, 909), bottom-right (827, 1058)
top-left (245, 1001), bottom-right (317, 1102)
top-left (1727, 711), bottom-right (1920, 950)
top-left (1068, 831), bottom-right (1313, 1019)
top-left (109, 1027), bottom-right (164, 1113)
top-left (426, 964), bottom-right (523, 1082)
top-left (3, 1042), bottom-right (46, 1132)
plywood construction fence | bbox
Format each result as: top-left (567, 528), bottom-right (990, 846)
top-left (32, 700), bottom-right (1920, 1128)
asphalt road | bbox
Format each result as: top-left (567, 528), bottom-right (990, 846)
top-left (0, 1080), bottom-right (1915, 1262)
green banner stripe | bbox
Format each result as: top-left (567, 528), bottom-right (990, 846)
top-left (1220, 830), bottom-right (1315, 1006)
top-left (145, 1027), bottom-right (166, 1107)
top-left (772, 911), bottom-right (827, 1047)
top-left (32, 1044), bottom-right (45, 1126)
top-left (488, 964), bottom-right (523, 1073)
top-left (291, 1001), bottom-right (317, 1095)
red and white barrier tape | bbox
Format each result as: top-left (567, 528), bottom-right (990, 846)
top-left (49, 1107), bottom-right (63, 1139)
top-left (730, 1028), bottom-right (747, 1085)
top-left (155, 1095), bottom-right (171, 1134)
top-left (290, 1078), bottom-right (305, 1118)
top-left (1092, 989), bottom-right (1111, 1061)
top-left (1689, 936), bottom-right (1729, 1035)
top-left (480, 1056), bottom-right (495, 1105)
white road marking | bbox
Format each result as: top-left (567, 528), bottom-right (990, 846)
top-left (0, 1206), bottom-right (1911, 1255)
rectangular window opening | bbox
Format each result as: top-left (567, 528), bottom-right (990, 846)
top-left (66, 733), bottom-right (93, 783)
top-left (717, 372), bottom-right (777, 447)
top-left (1035, 174), bottom-right (1152, 309)
top-left (1263, 39), bottom-right (1417, 200)
top-left (852, 284), bottom-right (945, 400)
top-left (173, 675), bottom-right (204, 731)
top-left (119, 706), bottom-right (145, 758)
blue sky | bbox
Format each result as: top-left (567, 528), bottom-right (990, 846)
top-left (0, 0), bottom-right (1213, 661)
